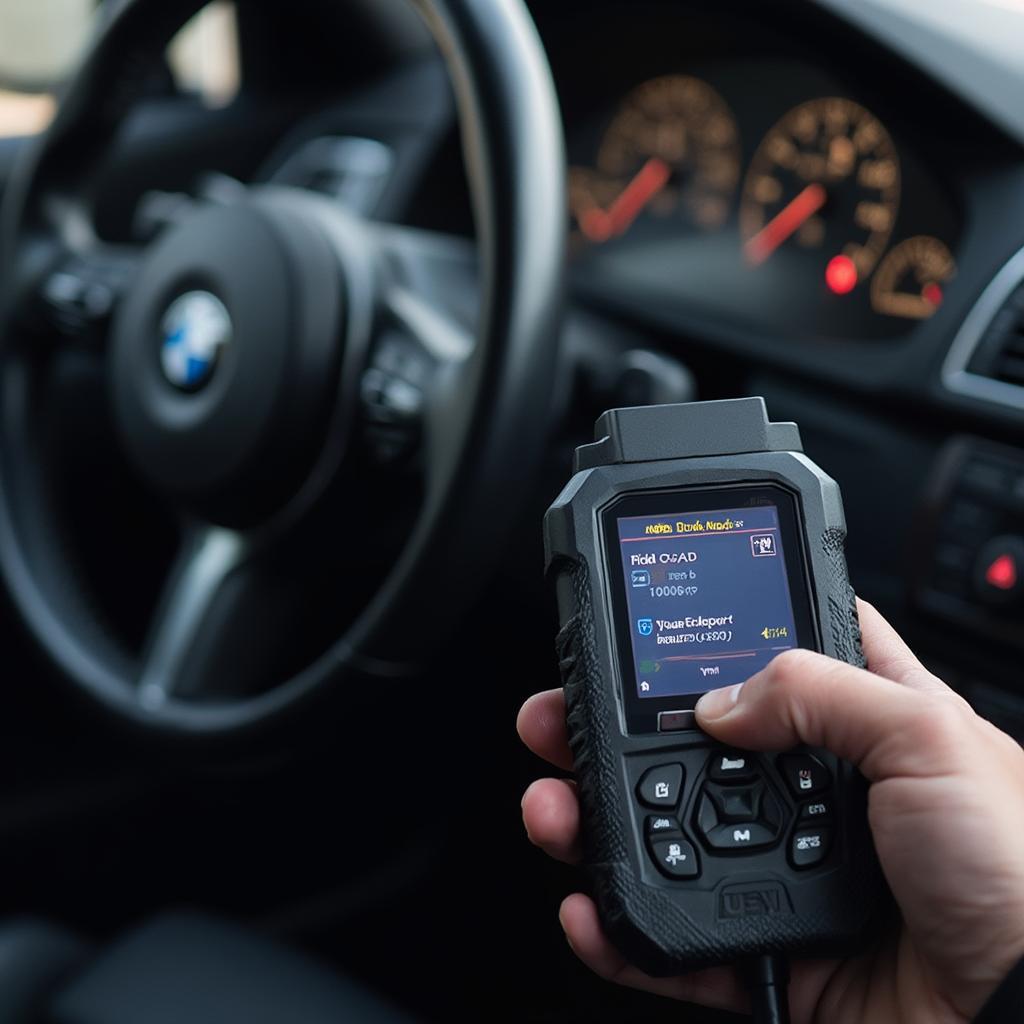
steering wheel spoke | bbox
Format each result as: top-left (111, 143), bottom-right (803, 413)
top-left (375, 224), bottom-right (477, 359)
top-left (368, 224), bottom-right (477, 474)
top-left (136, 525), bottom-right (251, 708)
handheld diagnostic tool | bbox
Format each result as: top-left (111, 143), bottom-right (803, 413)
top-left (544, 398), bottom-right (885, 974)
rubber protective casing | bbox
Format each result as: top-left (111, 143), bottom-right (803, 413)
top-left (543, 400), bottom-right (888, 974)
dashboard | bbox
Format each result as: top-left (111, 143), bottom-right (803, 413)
top-left (530, 1), bottom-right (1009, 349)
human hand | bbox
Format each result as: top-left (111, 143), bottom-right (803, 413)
top-left (517, 601), bottom-right (1024, 1022)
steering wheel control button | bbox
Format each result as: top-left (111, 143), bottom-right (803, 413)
top-left (707, 750), bottom-right (758, 783)
top-left (790, 827), bottom-right (831, 869)
top-left (706, 822), bottom-right (775, 851)
top-left (648, 836), bottom-right (700, 879)
top-left (778, 754), bottom-right (831, 797)
top-left (799, 799), bottom-right (833, 822)
top-left (42, 255), bottom-right (132, 337)
top-left (637, 764), bottom-right (684, 808)
top-left (973, 536), bottom-right (1024, 605)
top-left (658, 709), bottom-right (697, 732)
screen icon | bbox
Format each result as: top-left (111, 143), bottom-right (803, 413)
top-left (631, 569), bottom-right (650, 588)
top-left (751, 533), bottom-right (777, 557)
top-left (637, 618), bottom-right (653, 636)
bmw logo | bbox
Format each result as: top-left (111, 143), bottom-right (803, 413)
top-left (159, 290), bottom-right (232, 392)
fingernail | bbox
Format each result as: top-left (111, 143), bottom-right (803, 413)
top-left (696, 682), bottom-right (744, 721)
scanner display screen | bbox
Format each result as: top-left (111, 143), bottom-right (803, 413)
top-left (615, 502), bottom-right (800, 701)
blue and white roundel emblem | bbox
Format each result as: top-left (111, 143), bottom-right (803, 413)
top-left (159, 291), bottom-right (232, 391)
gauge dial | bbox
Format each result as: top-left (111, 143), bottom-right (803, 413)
top-left (570, 75), bottom-right (740, 244)
top-left (871, 236), bottom-right (955, 319)
top-left (739, 97), bottom-right (900, 285)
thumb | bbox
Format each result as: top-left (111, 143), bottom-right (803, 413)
top-left (694, 648), bottom-right (974, 782)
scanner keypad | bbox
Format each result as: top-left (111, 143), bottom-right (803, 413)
top-left (633, 749), bottom-right (837, 880)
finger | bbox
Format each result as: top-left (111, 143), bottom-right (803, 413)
top-left (788, 957), bottom-right (849, 1022)
top-left (521, 778), bottom-right (581, 864)
top-left (856, 599), bottom-right (953, 695)
top-left (517, 689), bottom-right (573, 771)
top-left (695, 648), bottom-right (975, 781)
top-left (559, 893), bottom-right (748, 1012)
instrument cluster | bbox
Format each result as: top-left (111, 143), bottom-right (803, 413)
top-left (566, 69), bottom-right (962, 342)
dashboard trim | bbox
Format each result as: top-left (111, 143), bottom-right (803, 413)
top-left (942, 243), bottom-right (1024, 411)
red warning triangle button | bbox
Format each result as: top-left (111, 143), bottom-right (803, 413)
top-left (985, 553), bottom-right (1018, 591)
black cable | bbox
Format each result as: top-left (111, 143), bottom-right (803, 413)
top-left (741, 954), bottom-right (791, 1024)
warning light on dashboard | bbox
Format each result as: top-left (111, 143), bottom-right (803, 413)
top-left (922, 282), bottom-right (943, 309)
top-left (825, 254), bottom-right (858, 295)
top-left (985, 553), bottom-right (1017, 591)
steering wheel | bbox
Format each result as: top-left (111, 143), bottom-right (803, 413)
top-left (0, 0), bottom-right (565, 736)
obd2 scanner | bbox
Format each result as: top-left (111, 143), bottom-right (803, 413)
top-left (543, 399), bottom-right (886, 987)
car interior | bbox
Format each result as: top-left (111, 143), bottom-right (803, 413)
top-left (0, 0), bottom-right (1022, 1021)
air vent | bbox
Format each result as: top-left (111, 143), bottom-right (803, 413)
top-left (943, 246), bottom-right (1024, 410)
top-left (967, 289), bottom-right (1024, 388)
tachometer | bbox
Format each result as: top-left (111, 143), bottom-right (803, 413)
top-left (739, 97), bottom-right (900, 288)
top-left (871, 236), bottom-right (955, 319)
top-left (570, 75), bottom-right (740, 244)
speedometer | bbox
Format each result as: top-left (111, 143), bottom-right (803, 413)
top-left (739, 97), bottom-right (900, 288)
top-left (569, 75), bottom-right (740, 244)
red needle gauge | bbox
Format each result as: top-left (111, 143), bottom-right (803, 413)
top-left (744, 182), bottom-right (827, 266)
top-left (578, 157), bottom-right (671, 243)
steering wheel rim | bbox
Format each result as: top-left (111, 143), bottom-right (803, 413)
top-left (0, 0), bottom-right (565, 736)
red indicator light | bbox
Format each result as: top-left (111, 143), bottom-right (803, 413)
top-left (985, 553), bottom-right (1017, 591)
top-left (922, 282), bottom-right (943, 308)
top-left (825, 254), bottom-right (858, 295)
